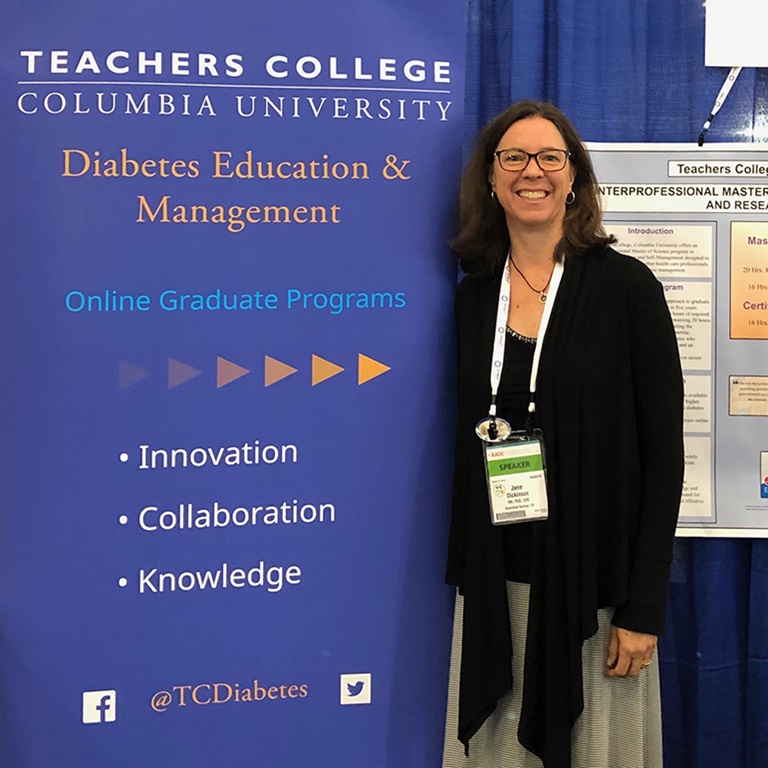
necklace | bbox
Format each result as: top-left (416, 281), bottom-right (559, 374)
top-left (509, 256), bottom-right (555, 303)
top-left (506, 326), bottom-right (537, 344)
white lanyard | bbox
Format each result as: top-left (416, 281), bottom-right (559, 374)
top-left (698, 66), bottom-right (742, 146)
top-left (488, 256), bottom-right (565, 419)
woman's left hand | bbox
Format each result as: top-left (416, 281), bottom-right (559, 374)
top-left (605, 626), bottom-right (657, 678)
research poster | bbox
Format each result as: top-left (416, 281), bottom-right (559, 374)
top-left (591, 143), bottom-right (768, 536)
top-left (0, 3), bottom-right (464, 766)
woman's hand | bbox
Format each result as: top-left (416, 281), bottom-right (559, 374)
top-left (605, 626), bottom-right (657, 678)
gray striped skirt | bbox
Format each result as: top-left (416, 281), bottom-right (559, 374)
top-left (442, 583), bottom-right (663, 768)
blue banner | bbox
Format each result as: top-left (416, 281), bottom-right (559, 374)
top-left (0, 3), bottom-right (464, 766)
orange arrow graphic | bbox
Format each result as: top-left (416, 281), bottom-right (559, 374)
top-left (358, 354), bottom-right (391, 385)
top-left (168, 358), bottom-right (202, 389)
top-left (264, 355), bottom-right (298, 387)
top-left (217, 356), bottom-right (250, 388)
top-left (312, 354), bottom-right (344, 386)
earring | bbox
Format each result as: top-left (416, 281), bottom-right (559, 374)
top-left (490, 189), bottom-right (497, 201)
top-left (565, 190), bottom-right (575, 205)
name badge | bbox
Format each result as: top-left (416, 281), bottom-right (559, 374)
top-left (483, 430), bottom-right (549, 525)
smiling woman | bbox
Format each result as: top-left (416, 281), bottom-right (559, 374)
top-left (443, 101), bottom-right (684, 768)
top-left (488, 116), bottom-right (574, 237)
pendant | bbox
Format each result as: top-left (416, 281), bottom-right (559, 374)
top-left (539, 292), bottom-right (547, 303)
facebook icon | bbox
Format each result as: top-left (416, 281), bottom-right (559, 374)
top-left (82, 690), bottom-right (117, 724)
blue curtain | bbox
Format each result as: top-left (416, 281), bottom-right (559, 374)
top-left (465, 2), bottom-right (768, 767)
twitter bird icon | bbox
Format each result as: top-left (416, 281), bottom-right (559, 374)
top-left (347, 681), bottom-right (364, 696)
top-left (340, 673), bottom-right (372, 705)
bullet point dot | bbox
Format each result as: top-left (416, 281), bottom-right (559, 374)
top-left (118, 515), bottom-right (128, 525)
top-left (119, 453), bottom-right (129, 463)
top-left (118, 577), bottom-right (128, 588)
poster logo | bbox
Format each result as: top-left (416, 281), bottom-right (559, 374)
top-left (340, 673), bottom-right (371, 705)
top-left (82, 690), bottom-right (117, 723)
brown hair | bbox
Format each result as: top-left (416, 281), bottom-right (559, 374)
top-left (452, 100), bottom-right (615, 276)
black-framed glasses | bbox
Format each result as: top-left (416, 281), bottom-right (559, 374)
top-left (494, 148), bottom-right (570, 172)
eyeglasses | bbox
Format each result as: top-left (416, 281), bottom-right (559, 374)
top-left (494, 148), bottom-right (570, 173)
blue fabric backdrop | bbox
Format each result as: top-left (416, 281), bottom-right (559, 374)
top-left (465, 2), bottom-right (768, 767)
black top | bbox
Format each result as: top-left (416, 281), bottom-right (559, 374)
top-left (498, 330), bottom-right (538, 582)
top-left (447, 248), bottom-right (684, 768)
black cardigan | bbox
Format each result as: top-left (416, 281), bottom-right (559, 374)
top-left (446, 247), bottom-right (684, 768)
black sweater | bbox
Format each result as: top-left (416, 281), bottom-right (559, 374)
top-left (446, 247), bottom-right (684, 768)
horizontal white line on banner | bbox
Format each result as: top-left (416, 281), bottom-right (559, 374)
top-left (17, 80), bottom-right (452, 94)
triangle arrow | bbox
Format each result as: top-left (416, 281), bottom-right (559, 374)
top-left (312, 354), bottom-right (344, 386)
top-left (119, 360), bottom-right (150, 390)
top-left (358, 354), bottom-right (391, 385)
top-left (168, 358), bottom-right (202, 389)
top-left (217, 356), bottom-right (250, 388)
top-left (264, 355), bottom-right (297, 387)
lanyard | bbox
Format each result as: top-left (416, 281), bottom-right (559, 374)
top-left (698, 66), bottom-right (742, 146)
top-left (487, 256), bottom-right (564, 420)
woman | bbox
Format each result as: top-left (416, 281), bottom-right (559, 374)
top-left (443, 101), bottom-right (684, 768)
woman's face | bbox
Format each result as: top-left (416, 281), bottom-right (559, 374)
top-left (489, 116), bottom-right (575, 234)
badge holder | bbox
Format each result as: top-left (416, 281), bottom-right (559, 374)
top-left (481, 428), bottom-right (548, 525)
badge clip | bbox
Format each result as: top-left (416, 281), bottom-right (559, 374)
top-left (475, 416), bottom-right (512, 443)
